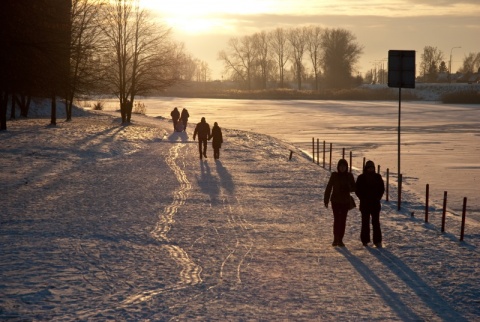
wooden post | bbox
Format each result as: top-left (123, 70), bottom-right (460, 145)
top-left (377, 165), bottom-right (381, 174)
top-left (317, 139), bottom-right (320, 165)
top-left (289, 150), bottom-right (293, 160)
top-left (312, 137), bottom-right (315, 163)
top-left (398, 174), bottom-right (402, 211)
top-left (386, 168), bottom-right (389, 202)
top-left (349, 151), bottom-right (352, 172)
top-left (323, 141), bottom-right (326, 168)
top-left (425, 184), bottom-right (429, 223)
top-left (329, 143), bottom-right (332, 171)
top-left (441, 191), bottom-right (447, 233)
top-left (342, 148), bottom-right (345, 159)
top-left (460, 197), bottom-right (467, 241)
top-left (363, 157), bottom-right (366, 170)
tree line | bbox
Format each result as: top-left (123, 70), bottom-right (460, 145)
top-left (218, 26), bottom-right (364, 91)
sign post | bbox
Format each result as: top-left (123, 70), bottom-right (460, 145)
top-left (388, 50), bottom-right (415, 210)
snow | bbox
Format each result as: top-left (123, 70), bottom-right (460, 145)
top-left (1, 100), bottom-right (479, 320)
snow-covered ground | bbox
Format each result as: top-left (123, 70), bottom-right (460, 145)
top-left (1, 103), bottom-right (479, 320)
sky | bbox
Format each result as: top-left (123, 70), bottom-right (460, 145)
top-left (141, 0), bottom-right (480, 81)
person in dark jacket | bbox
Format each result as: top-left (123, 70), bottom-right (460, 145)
top-left (193, 117), bottom-right (211, 159)
top-left (180, 108), bottom-right (189, 132)
top-left (355, 160), bottom-right (385, 248)
top-left (209, 122), bottom-right (223, 159)
top-left (170, 107), bottom-right (180, 131)
top-left (324, 158), bottom-right (356, 247)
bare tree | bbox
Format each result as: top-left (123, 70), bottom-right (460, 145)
top-left (67, 0), bottom-right (103, 121)
top-left (420, 46), bottom-right (444, 82)
top-left (101, 0), bottom-right (181, 123)
top-left (218, 36), bottom-right (257, 89)
top-left (288, 27), bottom-right (307, 90)
top-left (306, 25), bottom-right (323, 90)
top-left (460, 52), bottom-right (480, 74)
top-left (321, 28), bottom-right (363, 89)
top-left (252, 31), bottom-right (270, 89)
top-left (269, 28), bottom-right (290, 88)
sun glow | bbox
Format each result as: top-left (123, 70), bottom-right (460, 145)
top-left (141, 0), bottom-right (275, 34)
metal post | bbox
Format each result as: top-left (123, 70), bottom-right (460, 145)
top-left (329, 143), bottom-right (332, 171)
top-left (441, 191), bottom-right (447, 232)
top-left (342, 148), bottom-right (345, 159)
top-left (425, 184), bottom-right (429, 223)
top-left (460, 197), bottom-right (467, 241)
top-left (312, 137), bottom-right (315, 163)
top-left (398, 174), bottom-right (402, 211)
top-left (349, 151), bottom-right (352, 172)
top-left (323, 141), bottom-right (326, 168)
top-left (317, 139), bottom-right (320, 165)
top-left (386, 168), bottom-right (389, 202)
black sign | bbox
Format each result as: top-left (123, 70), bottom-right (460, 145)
top-left (388, 50), bottom-right (416, 88)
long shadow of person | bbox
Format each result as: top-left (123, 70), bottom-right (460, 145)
top-left (168, 131), bottom-right (189, 143)
top-left (335, 247), bottom-right (423, 321)
top-left (197, 161), bottom-right (220, 205)
top-left (365, 248), bottom-right (468, 321)
top-left (215, 159), bottom-right (235, 195)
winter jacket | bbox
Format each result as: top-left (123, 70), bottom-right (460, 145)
top-left (180, 109), bottom-right (189, 121)
top-left (355, 161), bottom-right (385, 210)
top-left (193, 119), bottom-right (211, 140)
top-left (210, 125), bottom-right (223, 148)
top-left (324, 159), bottom-right (355, 206)
top-left (170, 108), bottom-right (180, 120)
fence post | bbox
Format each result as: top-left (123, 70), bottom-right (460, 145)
top-left (329, 143), bottom-right (332, 171)
top-left (323, 141), bottom-right (326, 168)
top-left (349, 151), bottom-right (352, 172)
top-left (386, 168), bottom-right (389, 202)
top-left (398, 174), bottom-right (402, 211)
top-left (312, 137), bottom-right (315, 163)
top-left (342, 148), bottom-right (345, 159)
top-left (460, 197), bottom-right (467, 241)
top-left (441, 191), bottom-right (447, 232)
top-left (377, 165), bottom-right (381, 174)
top-left (363, 157), bottom-right (366, 170)
top-left (289, 150), bottom-right (293, 160)
top-left (317, 139), bottom-right (320, 165)
top-left (425, 184), bottom-right (429, 223)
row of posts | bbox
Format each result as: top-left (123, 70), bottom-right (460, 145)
top-left (311, 138), bottom-right (468, 242)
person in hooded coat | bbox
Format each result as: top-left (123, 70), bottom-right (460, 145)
top-left (180, 108), bottom-right (189, 132)
top-left (355, 160), bottom-right (385, 247)
top-left (324, 158), bottom-right (356, 247)
top-left (193, 117), bottom-right (211, 159)
top-left (209, 122), bottom-right (223, 159)
top-left (170, 107), bottom-right (180, 131)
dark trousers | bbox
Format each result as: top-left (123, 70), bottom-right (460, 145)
top-left (213, 147), bottom-right (220, 159)
top-left (198, 138), bottom-right (207, 157)
top-left (360, 205), bottom-right (382, 244)
top-left (331, 203), bottom-right (349, 242)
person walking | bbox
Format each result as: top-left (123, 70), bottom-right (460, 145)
top-left (180, 108), bottom-right (190, 132)
top-left (170, 107), bottom-right (180, 131)
top-left (193, 117), bottom-right (211, 159)
top-left (324, 158), bottom-right (356, 247)
top-left (355, 160), bottom-right (385, 248)
top-left (209, 122), bottom-right (223, 159)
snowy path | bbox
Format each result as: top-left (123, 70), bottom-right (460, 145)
top-left (1, 113), bottom-right (478, 320)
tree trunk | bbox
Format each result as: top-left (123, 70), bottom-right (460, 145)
top-left (10, 93), bottom-right (16, 119)
top-left (65, 95), bottom-right (73, 121)
top-left (50, 94), bottom-right (57, 126)
top-left (0, 92), bottom-right (8, 131)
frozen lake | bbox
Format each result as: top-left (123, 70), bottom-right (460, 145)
top-left (99, 97), bottom-right (480, 223)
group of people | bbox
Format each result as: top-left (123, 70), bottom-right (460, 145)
top-left (170, 107), bottom-right (190, 132)
top-left (170, 107), bottom-right (223, 160)
top-left (324, 159), bottom-right (385, 248)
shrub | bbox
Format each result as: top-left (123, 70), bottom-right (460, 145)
top-left (441, 90), bottom-right (480, 104)
top-left (93, 101), bottom-right (104, 110)
top-left (133, 101), bottom-right (146, 115)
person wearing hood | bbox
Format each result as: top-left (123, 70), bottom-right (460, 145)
top-left (193, 117), bottom-right (211, 159)
top-left (180, 108), bottom-right (189, 132)
top-left (170, 107), bottom-right (180, 131)
top-left (209, 122), bottom-right (223, 159)
top-left (324, 158), bottom-right (356, 247)
top-left (355, 160), bottom-right (385, 248)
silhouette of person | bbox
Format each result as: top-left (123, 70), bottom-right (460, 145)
top-left (193, 117), bottom-right (211, 159)
top-left (355, 160), bottom-right (385, 248)
top-left (209, 122), bottom-right (223, 159)
top-left (180, 108), bottom-right (189, 132)
top-left (170, 107), bottom-right (180, 131)
top-left (324, 158), bottom-right (356, 247)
